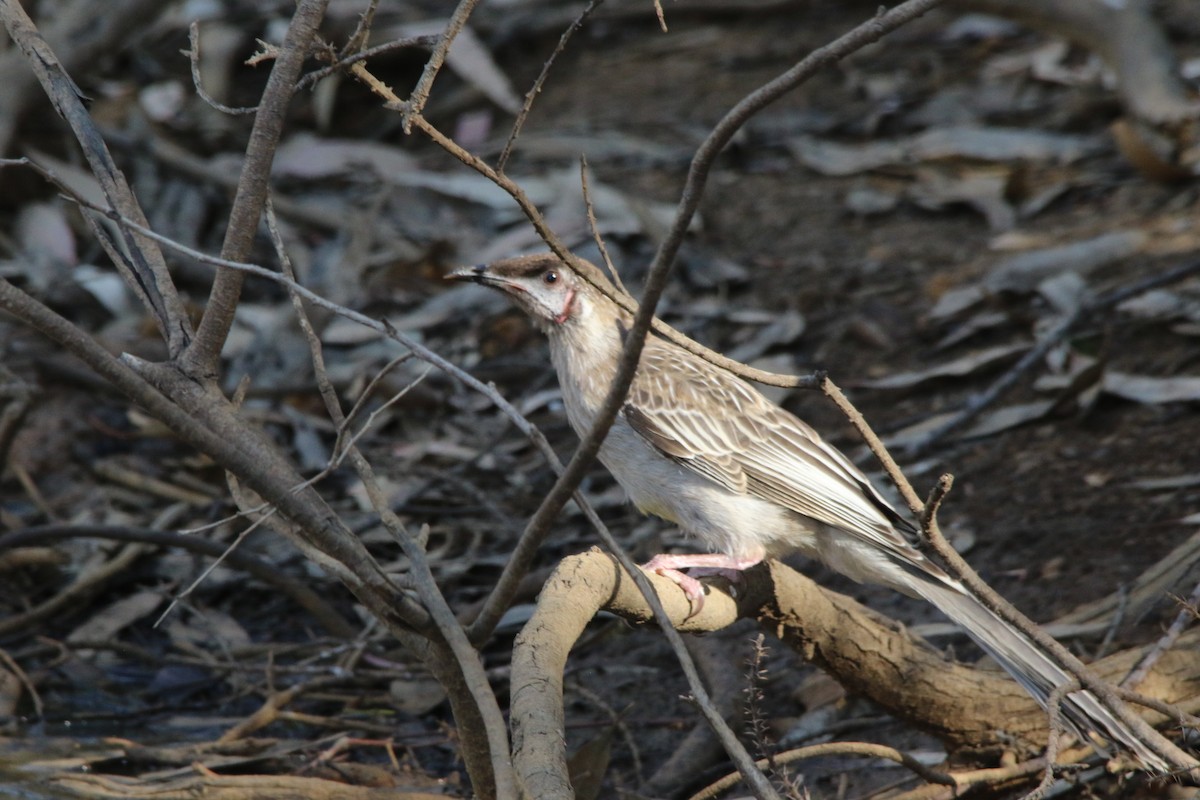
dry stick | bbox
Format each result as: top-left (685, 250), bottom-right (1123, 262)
top-left (690, 742), bottom-right (957, 800)
top-left (906, 256), bottom-right (1200, 456)
top-left (580, 155), bottom-right (628, 295)
top-left (496, 0), bottom-right (604, 173)
top-left (1123, 578), bottom-right (1200, 691)
top-left (400, 0), bottom-right (480, 132)
top-left (300, 35), bottom-right (437, 92)
top-left (1115, 688), bottom-right (1200, 729)
top-left (186, 23), bottom-right (259, 115)
top-left (266, 203), bottom-right (519, 800)
top-left (339, 0), bottom-right (380, 57)
top-left (821, 378), bottom-right (1198, 773)
top-left (184, 0), bottom-right (330, 377)
top-left (890, 751), bottom-right (1093, 800)
top-left (0, 0), bottom-right (189, 356)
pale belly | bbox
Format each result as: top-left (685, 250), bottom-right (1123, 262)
top-left (594, 421), bottom-right (812, 562)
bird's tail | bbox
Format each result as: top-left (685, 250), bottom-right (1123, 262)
top-left (911, 577), bottom-right (1177, 773)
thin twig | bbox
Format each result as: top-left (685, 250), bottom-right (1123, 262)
top-left (580, 155), bottom-right (628, 295)
top-left (496, 0), bottom-right (603, 172)
top-left (400, 0), bottom-right (480, 131)
top-left (186, 22), bottom-right (259, 115)
top-left (689, 741), bottom-right (957, 800)
top-left (1114, 687), bottom-right (1200, 728)
top-left (340, 0), bottom-right (379, 56)
top-left (1122, 577), bottom-right (1200, 690)
top-left (300, 34), bottom-right (437, 92)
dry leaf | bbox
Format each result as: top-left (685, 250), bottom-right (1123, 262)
top-left (854, 343), bottom-right (1026, 389)
top-left (274, 133), bottom-right (418, 180)
top-left (66, 591), bottom-right (165, 644)
top-left (788, 125), bottom-right (1102, 176)
top-left (985, 231), bottom-right (1146, 293)
top-left (566, 729), bottom-right (613, 800)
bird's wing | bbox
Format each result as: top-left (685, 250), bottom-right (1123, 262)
top-left (625, 341), bottom-right (925, 562)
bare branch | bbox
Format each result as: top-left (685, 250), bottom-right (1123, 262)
top-left (400, 0), bottom-right (481, 131)
top-left (496, 0), bottom-right (603, 172)
top-left (184, 0), bottom-right (330, 377)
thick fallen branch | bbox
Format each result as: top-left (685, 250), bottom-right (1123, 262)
top-left (511, 550), bottom-right (1200, 796)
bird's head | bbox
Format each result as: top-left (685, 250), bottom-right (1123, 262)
top-left (447, 254), bottom-right (606, 332)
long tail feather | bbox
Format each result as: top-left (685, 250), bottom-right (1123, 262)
top-left (912, 578), bottom-right (1174, 773)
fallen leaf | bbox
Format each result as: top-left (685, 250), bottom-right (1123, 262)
top-left (67, 591), bottom-right (164, 644)
top-left (1102, 372), bottom-right (1200, 404)
top-left (788, 125), bottom-right (1103, 176)
top-left (1128, 474), bottom-right (1200, 491)
top-left (567, 729), bottom-right (613, 800)
top-left (907, 165), bottom-right (1015, 230)
top-left (854, 343), bottom-right (1027, 389)
top-left (274, 133), bottom-right (418, 180)
top-left (985, 231), bottom-right (1147, 293)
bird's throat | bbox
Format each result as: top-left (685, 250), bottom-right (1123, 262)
top-left (553, 288), bottom-right (577, 325)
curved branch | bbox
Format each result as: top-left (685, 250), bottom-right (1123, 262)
top-left (512, 551), bottom-right (1200, 796)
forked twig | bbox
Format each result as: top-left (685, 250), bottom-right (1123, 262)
top-left (400, 0), bottom-right (480, 130)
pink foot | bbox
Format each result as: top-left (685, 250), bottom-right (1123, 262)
top-left (641, 553), bottom-right (764, 619)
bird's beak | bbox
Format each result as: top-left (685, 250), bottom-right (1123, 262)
top-left (446, 264), bottom-right (489, 283)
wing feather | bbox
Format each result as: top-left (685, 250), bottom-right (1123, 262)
top-left (625, 339), bottom-right (923, 563)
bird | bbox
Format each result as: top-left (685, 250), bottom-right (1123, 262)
top-left (449, 252), bottom-right (1179, 772)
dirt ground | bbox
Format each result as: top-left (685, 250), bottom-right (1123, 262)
top-left (1, 1), bottom-right (1199, 798)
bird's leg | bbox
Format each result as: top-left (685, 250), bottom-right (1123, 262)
top-left (641, 553), bottom-right (764, 618)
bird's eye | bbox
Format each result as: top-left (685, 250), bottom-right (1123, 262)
top-left (543, 270), bottom-right (559, 285)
